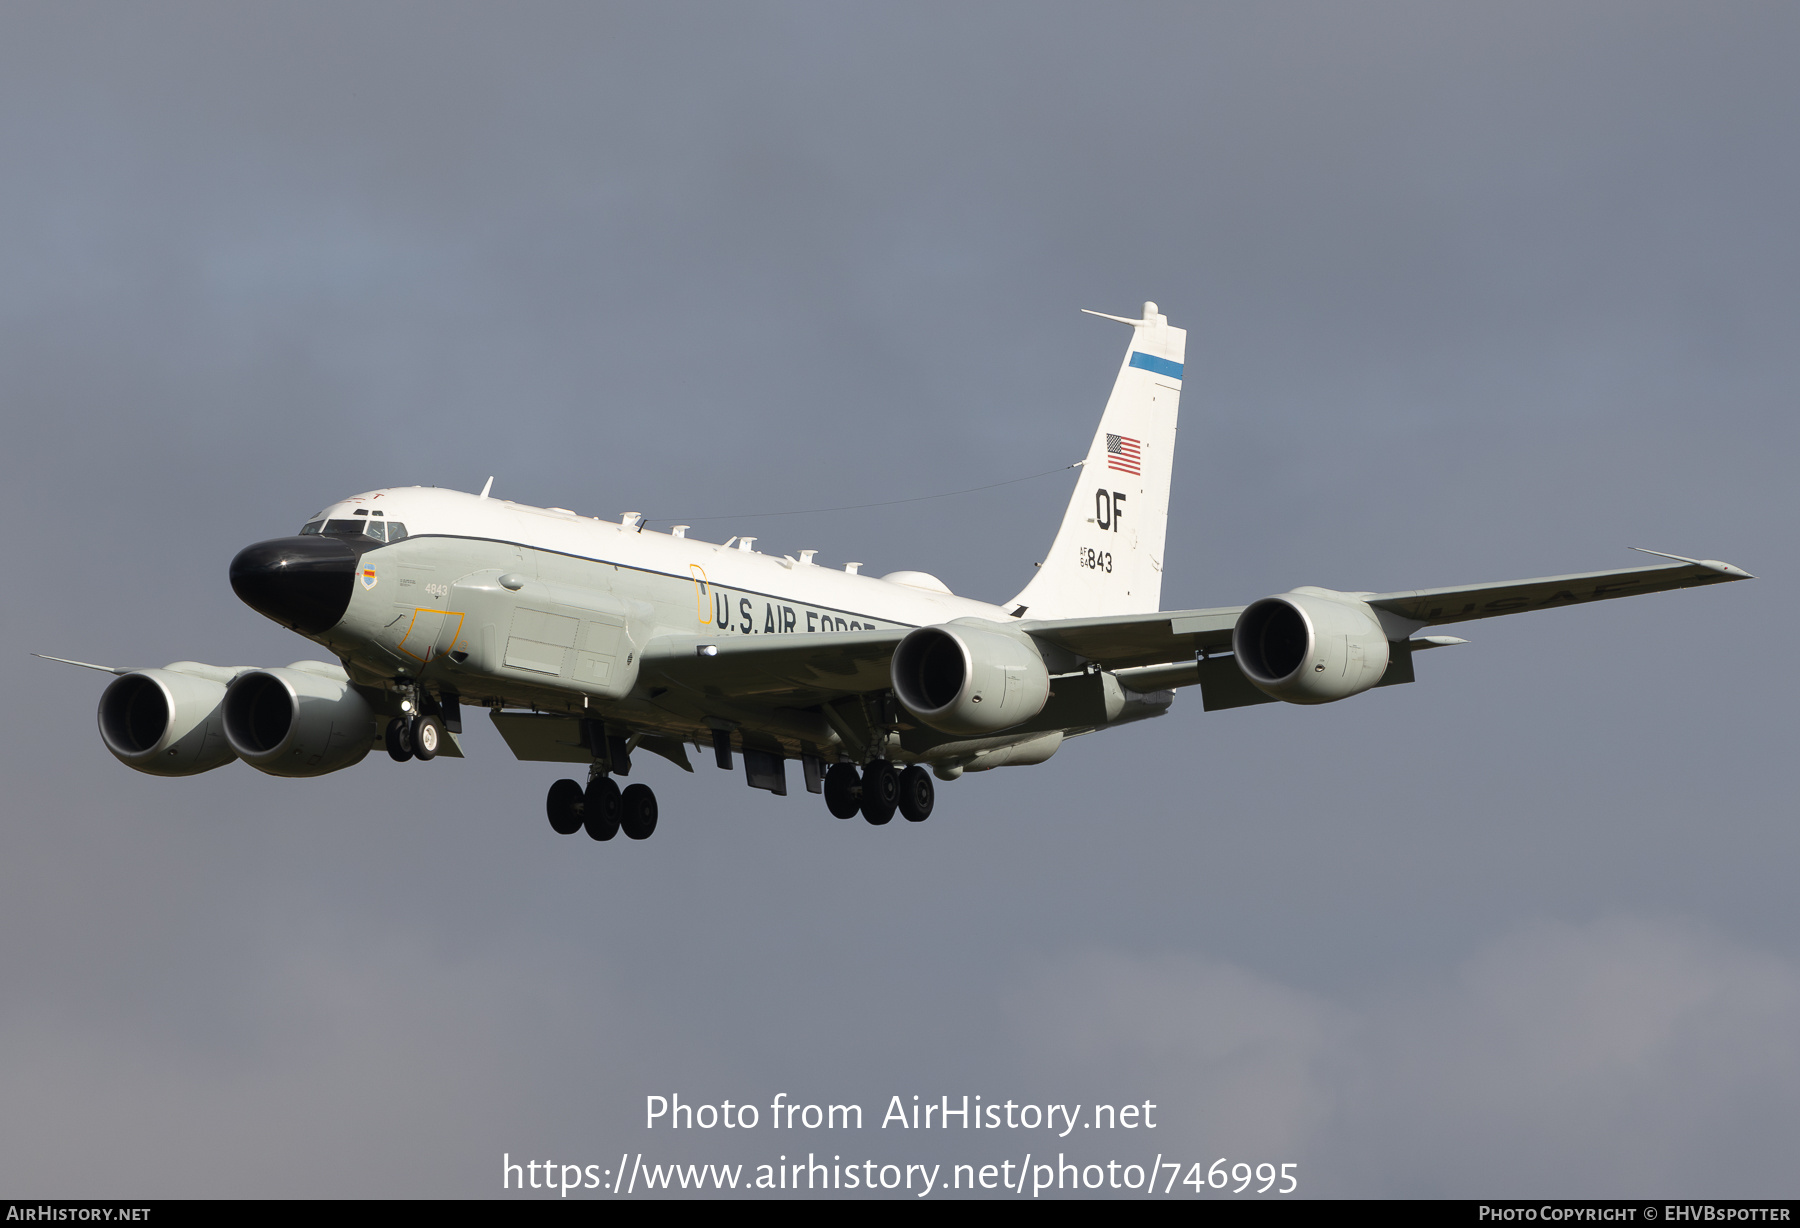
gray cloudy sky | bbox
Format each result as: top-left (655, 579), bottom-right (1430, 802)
top-left (2, 2), bottom-right (1795, 1199)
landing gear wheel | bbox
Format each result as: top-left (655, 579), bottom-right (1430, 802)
top-left (412, 715), bottom-right (445, 761)
top-left (546, 778), bottom-right (584, 835)
top-left (898, 765), bottom-right (934, 822)
top-left (824, 763), bottom-right (862, 819)
top-left (384, 717), bottom-right (414, 762)
top-left (860, 762), bottom-right (899, 825)
top-left (620, 784), bottom-right (659, 839)
top-left (583, 777), bottom-right (621, 841)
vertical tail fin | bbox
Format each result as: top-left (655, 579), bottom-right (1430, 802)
top-left (1005, 302), bottom-right (1185, 620)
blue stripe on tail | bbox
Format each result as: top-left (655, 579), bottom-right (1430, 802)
top-left (1129, 352), bottom-right (1183, 380)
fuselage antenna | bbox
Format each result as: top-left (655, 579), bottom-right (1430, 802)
top-left (479, 476), bottom-right (494, 500)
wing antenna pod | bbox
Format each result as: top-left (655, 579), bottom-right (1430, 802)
top-left (1628, 547), bottom-right (1754, 578)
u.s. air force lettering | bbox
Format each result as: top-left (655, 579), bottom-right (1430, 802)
top-left (701, 590), bottom-right (887, 637)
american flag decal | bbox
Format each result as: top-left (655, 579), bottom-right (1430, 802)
top-left (1106, 433), bottom-right (1141, 475)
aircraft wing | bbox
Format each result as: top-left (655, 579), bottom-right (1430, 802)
top-left (638, 553), bottom-right (1749, 713)
top-left (1016, 608), bottom-right (1242, 670)
top-left (1019, 552), bottom-right (1752, 673)
top-left (640, 627), bottom-right (907, 705)
top-left (1360, 553), bottom-right (1752, 628)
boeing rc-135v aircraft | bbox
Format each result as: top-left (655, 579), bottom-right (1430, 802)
top-left (57, 304), bottom-right (1751, 841)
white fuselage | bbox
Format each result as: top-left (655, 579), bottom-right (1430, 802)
top-left (307, 487), bottom-right (1013, 721)
top-left (323, 485), bottom-right (1006, 623)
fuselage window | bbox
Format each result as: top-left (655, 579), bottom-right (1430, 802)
top-left (300, 520), bottom-right (325, 535)
top-left (385, 522), bottom-right (408, 542)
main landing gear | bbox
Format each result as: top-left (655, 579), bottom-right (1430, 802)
top-left (823, 762), bottom-right (934, 826)
top-left (546, 775), bottom-right (658, 841)
top-left (385, 715), bottom-right (447, 762)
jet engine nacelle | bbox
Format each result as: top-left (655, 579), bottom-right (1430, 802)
top-left (1232, 588), bottom-right (1392, 704)
top-left (891, 622), bottom-right (1051, 736)
top-left (98, 664), bottom-right (241, 776)
top-left (223, 662), bottom-right (377, 778)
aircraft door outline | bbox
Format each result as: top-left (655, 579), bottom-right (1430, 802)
top-left (397, 608), bottom-right (466, 663)
top-left (690, 564), bottom-right (712, 626)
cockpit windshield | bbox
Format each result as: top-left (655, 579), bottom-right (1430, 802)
top-left (298, 516), bottom-right (407, 543)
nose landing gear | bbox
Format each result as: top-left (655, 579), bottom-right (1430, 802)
top-left (384, 688), bottom-right (452, 764)
top-left (385, 717), bottom-right (413, 762)
top-left (411, 715), bottom-right (446, 761)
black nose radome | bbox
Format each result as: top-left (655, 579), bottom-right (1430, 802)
top-left (230, 536), bottom-right (359, 634)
